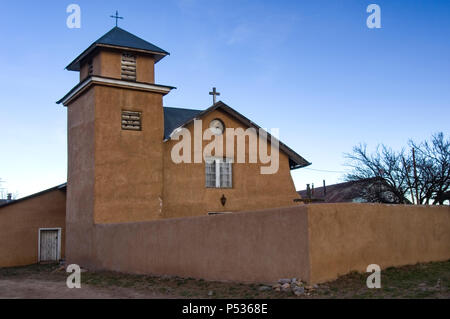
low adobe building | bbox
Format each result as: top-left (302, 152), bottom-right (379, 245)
top-left (0, 184), bottom-right (66, 267)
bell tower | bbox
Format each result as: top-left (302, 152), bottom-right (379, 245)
top-left (58, 27), bottom-right (174, 241)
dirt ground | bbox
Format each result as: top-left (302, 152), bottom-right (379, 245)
top-left (0, 260), bottom-right (449, 299)
top-left (0, 278), bottom-right (177, 299)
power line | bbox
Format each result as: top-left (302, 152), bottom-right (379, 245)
top-left (304, 168), bottom-right (346, 174)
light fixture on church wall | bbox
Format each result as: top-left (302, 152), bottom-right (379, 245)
top-left (220, 194), bottom-right (227, 206)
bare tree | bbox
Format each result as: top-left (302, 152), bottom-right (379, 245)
top-left (409, 133), bottom-right (450, 205)
top-left (344, 144), bottom-right (411, 204)
top-left (345, 133), bottom-right (449, 205)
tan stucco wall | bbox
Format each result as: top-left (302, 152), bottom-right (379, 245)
top-left (0, 190), bottom-right (66, 268)
top-left (162, 108), bottom-right (301, 218)
top-left (99, 50), bottom-right (121, 79)
top-left (66, 86), bottom-right (96, 266)
top-left (93, 85), bottom-right (165, 223)
top-left (66, 83), bottom-right (167, 265)
top-left (80, 52), bottom-right (101, 81)
top-left (307, 203), bottom-right (450, 283)
top-left (91, 206), bottom-right (310, 283)
top-left (136, 55), bottom-right (155, 83)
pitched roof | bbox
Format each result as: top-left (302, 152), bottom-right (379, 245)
top-left (163, 102), bottom-right (311, 170)
top-left (297, 177), bottom-right (388, 203)
top-left (0, 183), bottom-right (66, 209)
top-left (163, 107), bottom-right (202, 140)
top-left (67, 27), bottom-right (169, 71)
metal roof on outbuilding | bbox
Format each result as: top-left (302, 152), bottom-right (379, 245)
top-left (0, 183), bottom-right (67, 209)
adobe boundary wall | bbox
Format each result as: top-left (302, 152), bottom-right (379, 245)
top-left (91, 206), bottom-right (311, 283)
top-left (72, 204), bottom-right (450, 284)
top-left (307, 203), bottom-right (450, 283)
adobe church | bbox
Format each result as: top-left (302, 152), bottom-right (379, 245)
top-left (59, 26), bottom-right (309, 223)
top-left (0, 27), bottom-right (309, 267)
top-left (2, 26), bottom-right (449, 286)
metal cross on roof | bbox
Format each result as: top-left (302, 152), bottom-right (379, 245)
top-left (110, 10), bottom-right (124, 27)
top-left (209, 87), bottom-right (221, 104)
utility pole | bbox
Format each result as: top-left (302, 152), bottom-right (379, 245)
top-left (402, 155), bottom-right (415, 204)
top-left (412, 148), bottom-right (419, 205)
top-left (0, 178), bottom-right (5, 200)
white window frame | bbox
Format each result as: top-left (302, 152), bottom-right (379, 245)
top-left (38, 228), bottom-right (62, 262)
top-left (205, 157), bottom-right (233, 188)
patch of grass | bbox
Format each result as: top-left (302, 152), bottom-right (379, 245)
top-left (314, 259), bottom-right (450, 299)
top-left (1, 260), bottom-right (449, 299)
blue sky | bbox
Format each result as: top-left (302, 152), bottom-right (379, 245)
top-left (0, 0), bottom-right (449, 198)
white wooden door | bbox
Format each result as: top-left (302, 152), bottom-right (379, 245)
top-left (39, 230), bottom-right (59, 262)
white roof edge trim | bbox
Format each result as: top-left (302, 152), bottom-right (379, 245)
top-left (60, 76), bottom-right (173, 105)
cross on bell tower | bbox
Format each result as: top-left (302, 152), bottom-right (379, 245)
top-left (209, 87), bottom-right (220, 104)
top-left (110, 10), bottom-right (124, 27)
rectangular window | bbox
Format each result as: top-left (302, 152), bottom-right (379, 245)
top-left (121, 110), bottom-right (141, 131)
top-left (205, 159), bottom-right (216, 188)
top-left (205, 157), bottom-right (232, 188)
top-left (220, 160), bottom-right (232, 188)
top-left (121, 53), bottom-right (136, 81)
